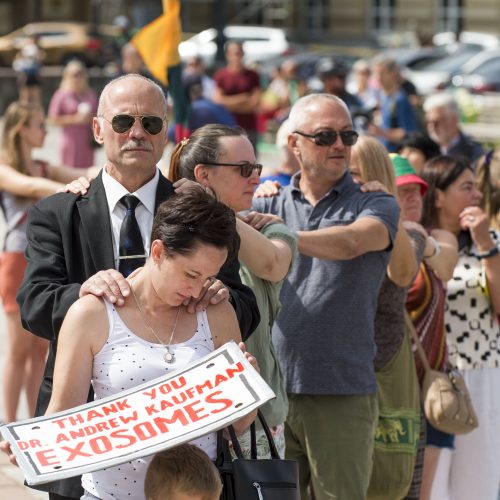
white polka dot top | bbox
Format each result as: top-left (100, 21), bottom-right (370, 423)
top-left (81, 300), bottom-right (216, 500)
top-left (445, 229), bottom-right (500, 371)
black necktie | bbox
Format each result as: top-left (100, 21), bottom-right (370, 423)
top-left (118, 194), bottom-right (145, 277)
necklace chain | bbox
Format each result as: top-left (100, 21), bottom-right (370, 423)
top-left (130, 286), bottom-right (181, 364)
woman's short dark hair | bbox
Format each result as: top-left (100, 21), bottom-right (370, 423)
top-left (420, 155), bottom-right (473, 229)
top-left (168, 124), bottom-right (247, 183)
top-left (151, 186), bottom-right (238, 260)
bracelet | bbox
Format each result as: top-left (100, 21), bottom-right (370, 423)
top-left (424, 236), bottom-right (441, 259)
top-left (476, 246), bottom-right (499, 259)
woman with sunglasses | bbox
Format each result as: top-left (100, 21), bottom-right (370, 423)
top-left (420, 156), bottom-right (500, 500)
top-left (48, 60), bottom-right (98, 168)
top-left (0, 101), bottom-right (99, 425)
top-left (169, 124), bottom-right (296, 458)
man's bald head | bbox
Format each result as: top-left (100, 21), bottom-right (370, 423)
top-left (288, 93), bottom-right (351, 132)
top-left (97, 74), bottom-right (167, 118)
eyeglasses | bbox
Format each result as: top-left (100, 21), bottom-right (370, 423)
top-left (203, 161), bottom-right (263, 178)
top-left (294, 129), bottom-right (359, 147)
top-left (101, 114), bottom-right (165, 135)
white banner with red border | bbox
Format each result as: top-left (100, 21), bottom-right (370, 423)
top-left (0, 341), bottom-right (275, 485)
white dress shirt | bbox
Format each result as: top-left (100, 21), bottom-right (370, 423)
top-left (101, 167), bottom-right (159, 269)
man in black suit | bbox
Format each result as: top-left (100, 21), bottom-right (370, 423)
top-left (16, 74), bottom-right (259, 500)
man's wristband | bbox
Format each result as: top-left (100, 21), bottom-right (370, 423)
top-left (476, 246), bottom-right (499, 259)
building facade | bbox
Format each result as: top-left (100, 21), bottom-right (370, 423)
top-left (0, 0), bottom-right (498, 45)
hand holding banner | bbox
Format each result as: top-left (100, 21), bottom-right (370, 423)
top-left (1, 341), bottom-right (275, 486)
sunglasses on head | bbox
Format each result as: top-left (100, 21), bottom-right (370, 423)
top-left (294, 129), bottom-right (359, 147)
top-left (203, 161), bottom-right (263, 178)
top-left (102, 114), bottom-right (165, 135)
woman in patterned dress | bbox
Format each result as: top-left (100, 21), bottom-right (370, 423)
top-left (420, 155), bottom-right (500, 500)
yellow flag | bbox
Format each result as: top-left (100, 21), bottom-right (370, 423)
top-left (131, 0), bottom-right (181, 85)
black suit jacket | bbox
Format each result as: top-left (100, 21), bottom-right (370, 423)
top-left (448, 132), bottom-right (484, 164)
top-left (17, 171), bottom-right (259, 496)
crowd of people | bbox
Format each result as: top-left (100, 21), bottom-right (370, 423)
top-left (0, 33), bottom-right (498, 500)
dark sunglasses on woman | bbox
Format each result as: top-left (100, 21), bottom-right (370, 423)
top-left (203, 161), bottom-right (263, 178)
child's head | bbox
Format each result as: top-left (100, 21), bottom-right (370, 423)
top-left (145, 444), bottom-right (222, 500)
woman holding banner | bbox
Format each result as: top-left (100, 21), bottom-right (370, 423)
top-left (17, 189), bottom-right (256, 500)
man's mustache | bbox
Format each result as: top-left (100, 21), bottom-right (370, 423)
top-left (121, 140), bottom-right (153, 151)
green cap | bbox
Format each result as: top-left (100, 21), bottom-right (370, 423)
top-left (389, 153), bottom-right (428, 194)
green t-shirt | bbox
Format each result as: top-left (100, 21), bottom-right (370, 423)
top-left (239, 222), bottom-right (297, 427)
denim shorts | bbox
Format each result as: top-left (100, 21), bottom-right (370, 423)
top-left (425, 419), bottom-right (455, 449)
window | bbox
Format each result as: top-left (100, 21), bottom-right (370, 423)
top-left (372, 0), bottom-right (396, 32)
top-left (438, 0), bottom-right (464, 33)
top-left (306, 0), bottom-right (329, 32)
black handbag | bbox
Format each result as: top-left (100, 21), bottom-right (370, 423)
top-left (216, 410), bottom-right (300, 500)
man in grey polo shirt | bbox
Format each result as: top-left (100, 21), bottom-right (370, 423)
top-left (253, 93), bottom-right (400, 500)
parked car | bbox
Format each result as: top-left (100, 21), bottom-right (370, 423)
top-left (405, 44), bottom-right (489, 95)
top-left (259, 51), bottom-right (355, 80)
top-left (381, 46), bottom-right (448, 71)
top-left (447, 49), bottom-right (500, 93)
top-left (178, 25), bottom-right (294, 68)
top-left (0, 22), bottom-right (120, 67)
top-left (433, 31), bottom-right (500, 50)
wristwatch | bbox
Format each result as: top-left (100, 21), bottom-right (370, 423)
top-left (475, 245), bottom-right (499, 259)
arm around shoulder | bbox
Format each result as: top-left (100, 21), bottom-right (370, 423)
top-left (298, 217), bottom-right (392, 260)
top-left (237, 219), bottom-right (294, 283)
top-left (0, 163), bottom-right (63, 198)
top-left (386, 219), bottom-right (420, 287)
top-left (298, 193), bottom-right (399, 260)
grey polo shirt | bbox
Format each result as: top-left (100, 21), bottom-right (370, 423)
top-left (252, 172), bottom-right (400, 395)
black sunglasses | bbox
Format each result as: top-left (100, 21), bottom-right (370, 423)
top-left (294, 129), bottom-right (359, 147)
top-left (102, 114), bottom-right (165, 135)
top-left (203, 161), bottom-right (263, 178)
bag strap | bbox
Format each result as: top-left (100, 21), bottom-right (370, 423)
top-left (405, 311), bottom-right (432, 373)
top-left (250, 421), bottom-right (257, 459)
top-left (227, 424), bottom-right (245, 459)
top-left (256, 409), bottom-right (280, 459)
top-left (217, 410), bottom-right (281, 461)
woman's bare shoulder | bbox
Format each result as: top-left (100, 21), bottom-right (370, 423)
top-left (206, 300), bottom-right (241, 347)
top-left (63, 295), bottom-right (109, 344)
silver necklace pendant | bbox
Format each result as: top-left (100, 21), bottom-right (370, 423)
top-left (164, 350), bottom-right (175, 363)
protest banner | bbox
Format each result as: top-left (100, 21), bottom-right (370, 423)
top-left (1, 341), bottom-right (275, 486)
